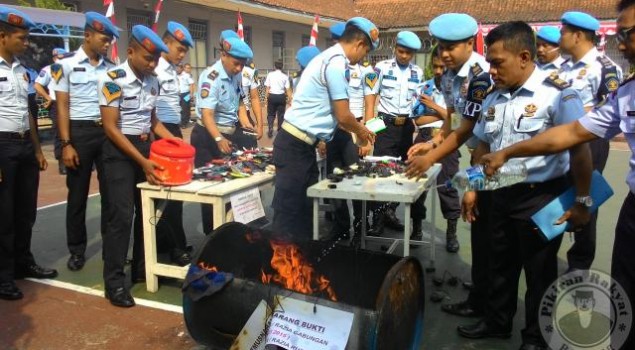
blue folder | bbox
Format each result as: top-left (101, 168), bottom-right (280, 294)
top-left (184, 93), bottom-right (191, 102)
top-left (531, 170), bottom-right (614, 241)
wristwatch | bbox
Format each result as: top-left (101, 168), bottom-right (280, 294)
top-left (60, 139), bottom-right (73, 148)
top-left (214, 136), bottom-right (223, 142)
top-left (575, 196), bottom-right (593, 208)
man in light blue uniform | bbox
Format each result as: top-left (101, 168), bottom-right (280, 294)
top-left (481, 5), bottom-right (635, 348)
top-left (191, 35), bottom-right (253, 234)
top-left (0, 6), bottom-right (58, 301)
top-left (368, 30), bottom-right (424, 237)
top-left (405, 13), bottom-right (493, 318)
top-left (273, 17), bottom-right (378, 239)
top-left (98, 25), bottom-right (174, 307)
top-left (154, 21), bottom-right (193, 266)
top-left (52, 12), bottom-right (118, 272)
top-left (535, 26), bottom-right (565, 73)
top-left (456, 22), bottom-right (592, 349)
top-left (559, 11), bottom-right (624, 271)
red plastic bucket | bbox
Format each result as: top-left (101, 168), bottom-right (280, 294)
top-left (149, 138), bottom-right (196, 186)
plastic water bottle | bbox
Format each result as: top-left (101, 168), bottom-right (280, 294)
top-left (446, 162), bottom-right (528, 191)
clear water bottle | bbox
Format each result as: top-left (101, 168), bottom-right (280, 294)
top-left (446, 162), bottom-right (528, 191)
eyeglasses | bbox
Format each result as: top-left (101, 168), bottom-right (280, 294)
top-left (617, 25), bottom-right (635, 43)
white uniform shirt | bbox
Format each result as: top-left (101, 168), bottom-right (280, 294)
top-left (265, 69), bottom-right (290, 95)
top-left (441, 52), bottom-right (490, 115)
top-left (35, 65), bottom-right (55, 100)
top-left (0, 57), bottom-right (30, 133)
top-left (241, 65), bottom-right (259, 111)
top-left (348, 63), bottom-right (374, 119)
top-left (155, 57), bottom-right (181, 124)
top-left (536, 56), bottom-right (566, 75)
top-left (178, 71), bottom-right (194, 94)
top-left (372, 58), bottom-right (424, 116)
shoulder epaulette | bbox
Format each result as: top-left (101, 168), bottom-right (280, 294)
top-left (208, 70), bottom-right (219, 80)
top-left (544, 75), bottom-right (571, 90)
top-left (597, 56), bottom-right (616, 69)
top-left (362, 61), bottom-right (370, 67)
top-left (61, 52), bottom-right (75, 59)
top-left (470, 62), bottom-right (483, 77)
top-left (50, 63), bottom-right (63, 83)
top-left (107, 68), bottom-right (126, 80)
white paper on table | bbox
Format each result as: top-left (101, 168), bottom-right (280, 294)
top-left (231, 300), bottom-right (271, 350)
top-left (266, 296), bottom-right (354, 350)
top-left (363, 155), bottom-right (401, 162)
top-left (418, 120), bottom-right (443, 129)
top-left (230, 187), bottom-right (266, 224)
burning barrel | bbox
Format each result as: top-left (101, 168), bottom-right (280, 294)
top-left (183, 222), bottom-right (425, 350)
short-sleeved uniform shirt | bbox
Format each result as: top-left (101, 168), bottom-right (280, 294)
top-left (348, 62), bottom-right (374, 119)
top-left (371, 58), bottom-right (424, 116)
top-left (35, 65), bottom-right (55, 100)
top-left (195, 59), bottom-right (244, 127)
top-left (536, 56), bottom-right (566, 75)
top-left (241, 65), bottom-right (259, 111)
top-left (265, 69), bottom-right (290, 95)
top-left (441, 52), bottom-right (490, 115)
top-left (178, 71), bottom-right (194, 94)
top-left (155, 57), bottom-right (181, 124)
top-left (0, 57), bottom-right (30, 133)
top-left (410, 77), bottom-right (446, 119)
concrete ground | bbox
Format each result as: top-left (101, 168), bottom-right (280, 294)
top-left (0, 122), bottom-right (630, 349)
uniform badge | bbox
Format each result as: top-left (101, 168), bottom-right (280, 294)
top-left (208, 70), bottom-right (219, 80)
top-left (7, 14), bottom-right (24, 27)
top-left (606, 78), bottom-right (619, 92)
top-left (102, 82), bottom-right (122, 104)
top-left (201, 82), bottom-right (211, 90)
top-left (243, 71), bottom-right (249, 78)
top-left (486, 106), bottom-right (496, 121)
top-left (388, 70), bottom-right (393, 76)
top-left (365, 72), bottom-right (379, 89)
top-left (471, 86), bottom-right (486, 100)
top-left (142, 38), bottom-right (156, 54)
top-left (50, 63), bottom-right (63, 83)
top-left (351, 72), bottom-right (359, 79)
top-left (173, 29), bottom-right (185, 42)
top-left (92, 20), bottom-right (105, 32)
top-left (222, 40), bottom-right (231, 52)
top-left (370, 28), bottom-right (379, 42)
top-left (107, 69), bottom-right (126, 80)
top-left (362, 61), bottom-right (370, 67)
top-left (578, 68), bottom-right (587, 79)
top-left (523, 103), bottom-right (538, 117)
top-left (201, 89), bottom-right (210, 98)
top-left (38, 70), bottom-right (46, 78)
top-left (249, 62), bottom-right (255, 69)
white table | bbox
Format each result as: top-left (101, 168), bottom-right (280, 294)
top-left (137, 172), bottom-right (274, 292)
top-left (307, 164), bottom-right (441, 268)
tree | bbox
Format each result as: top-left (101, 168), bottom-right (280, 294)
top-left (17, 0), bottom-right (70, 11)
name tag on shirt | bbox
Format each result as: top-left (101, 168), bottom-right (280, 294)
top-left (0, 77), bottom-right (7, 82)
top-left (627, 111), bottom-right (635, 117)
top-left (73, 67), bottom-right (86, 72)
top-left (121, 96), bottom-right (140, 109)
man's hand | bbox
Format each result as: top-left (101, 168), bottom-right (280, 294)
top-left (558, 203), bottom-right (591, 230)
top-left (317, 141), bottom-right (326, 157)
top-left (62, 145), bottom-right (80, 170)
top-left (354, 127), bottom-right (375, 147)
top-left (461, 191), bottom-right (478, 223)
top-left (407, 142), bottom-right (434, 158)
top-left (405, 155), bottom-right (433, 179)
top-left (358, 143), bottom-right (372, 157)
top-left (142, 159), bottom-right (165, 185)
top-left (419, 94), bottom-right (439, 110)
top-left (217, 138), bottom-right (233, 154)
top-left (43, 98), bottom-right (52, 109)
top-left (36, 150), bottom-right (48, 171)
top-left (480, 150), bottom-right (507, 177)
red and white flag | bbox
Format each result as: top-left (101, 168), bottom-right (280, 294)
top-left (103, 0), bottom-right (119, 64)
top-left (309, 15), bottom-right (319, 46)
top-left (151, 0), bottom-right (164, 33)
top-left (237, 11), bottom-right (244, 41)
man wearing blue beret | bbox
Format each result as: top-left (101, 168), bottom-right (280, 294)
top-left (559, 11), bottom-right (623, 273)
top-left (0, 6), bottom-right (59, 301)
top-left (153, 21), bottom-right (194, 267)
top-left (98, 25), bottom-right (175, 307)
top-left (191, 34), bottom-right (255, 234)
top-left (535, 26), bottom-right (565, 73)
top-left (406, 12), bottom-right (491, 319)
top-left (367, 30), bottom-right (424, 238)
top-left (52, 11), bottom-right (118, 273)
top-left (272, 17), bottom-right (377, 239)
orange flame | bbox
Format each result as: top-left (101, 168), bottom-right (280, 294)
top-left (261, 241), bottom-right (337, 301)
top-left (198, 262), bottom-right (218, 272)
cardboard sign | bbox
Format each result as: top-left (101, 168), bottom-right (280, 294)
top-left (266, 296), bottom-right (354, 350)
top-left (230, 187), bottom-right (266, 224)
top-left (231, 300), bottom-right (271, 350)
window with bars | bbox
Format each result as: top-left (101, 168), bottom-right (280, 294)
top-left (188, 19), bottom-right (208, 81)
top-left (126, 9), bottom-right (152, 32)
top-left (272, 31), bottom-right (285, 61)
top-left (189, 20), bottom-right (207, 40)
top-left (301, 34), bottom-right (310, 47)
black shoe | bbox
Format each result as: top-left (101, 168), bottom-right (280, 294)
top-left (457, 320), bottom-right (511, 339)
top-left (105, 287), bottom-right (135, 308)
top-left (15, 264), bottom-right (58, 279)
top-left (441, 300), bottom-right (483, 317)
top-left (411, 220), bottom-right (423, 241)
top-left (171, 251), bottom-right (192, 267)
top-left (368, 211), bottom-right (385, 237)
top-left (0, 282), bottom-right (23, 300)
top-left (519, 344), bottom-right (547, 350)
top-left (67, 254), bottom-right (86, 271)
top-left (384, 207), bottom-right (404, 230)
top-left (446, 235), bottom-right (460, 253)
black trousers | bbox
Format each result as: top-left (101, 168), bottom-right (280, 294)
top-left (267, 93), bottom-right (286, 131)
top-left (65, 121), bottom-right (107, 256)
top-left (179, 93), bottom-right (191, 126)
top-left (414, 129), bottom-right (461, 220)
top-left (101, 137), bottom-right (149, 289)
top-left (612, 192), bottom-right (635, 350)
top-left (272, 129), bottom-right (318, 240)
top-left (372, 117), bottom-right (423, 219)
top-left (466, 191), bottom-right (492, 310)
top-left (567, 138), bottom-right (608, 270)
top-left (326, 128), bottom-right (362, 233)
top-left (485, 177), bottom-right (567, 346)
top-left (191, 123), bottom-right (250, 234)
top-left (154, 123), bottom-right (187, 255)
top-left (0, 138), bottom-right (38, 283)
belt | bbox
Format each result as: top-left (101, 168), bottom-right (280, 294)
top-left (507, 175), bottom-right (568, 191)
top-left (196, 119), bottom-right (236, 135)
top-left (124, 134), bottom-right (150, 142)
top-left (70, 119), bottom-right (103, 127)
top-left (281, 121), bottom-right (317, 146)
top-left (0, 130), bottom-right (31, 140)
top-left (379, 112), bottom-right (410, 126)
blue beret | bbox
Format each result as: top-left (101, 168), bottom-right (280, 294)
top-left (396, 31), bottom-right (421, 51)
top-left (219, 29), bottom-right (239, 46)
top-left (52, 47), bottom-right (67, 56)
top-left (536, 26), bottom-right (561, 45)
top-left (0, 6), bottom-right (36, 30)
top-left (85, 11), bottom-right (119, 38)
top-left (429, 13), bottom-right (478, 42)
top-left (167, 21), bottom-right (193, 48)
top-left (131, 25), bottom-right (168, 55)
top-left (561, 11), bottom-right (600, 32)
top-left (330, 23), bottom-right (346, 40)
top-left (346, 17), bottom-right (380, 50)
top-left (222, 37), bottom-right (253, 60)
top-left (296, 46), bottom-right (321, 69)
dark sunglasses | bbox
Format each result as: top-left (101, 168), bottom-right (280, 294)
top-left (617, 25), bottom-right (635, 43)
